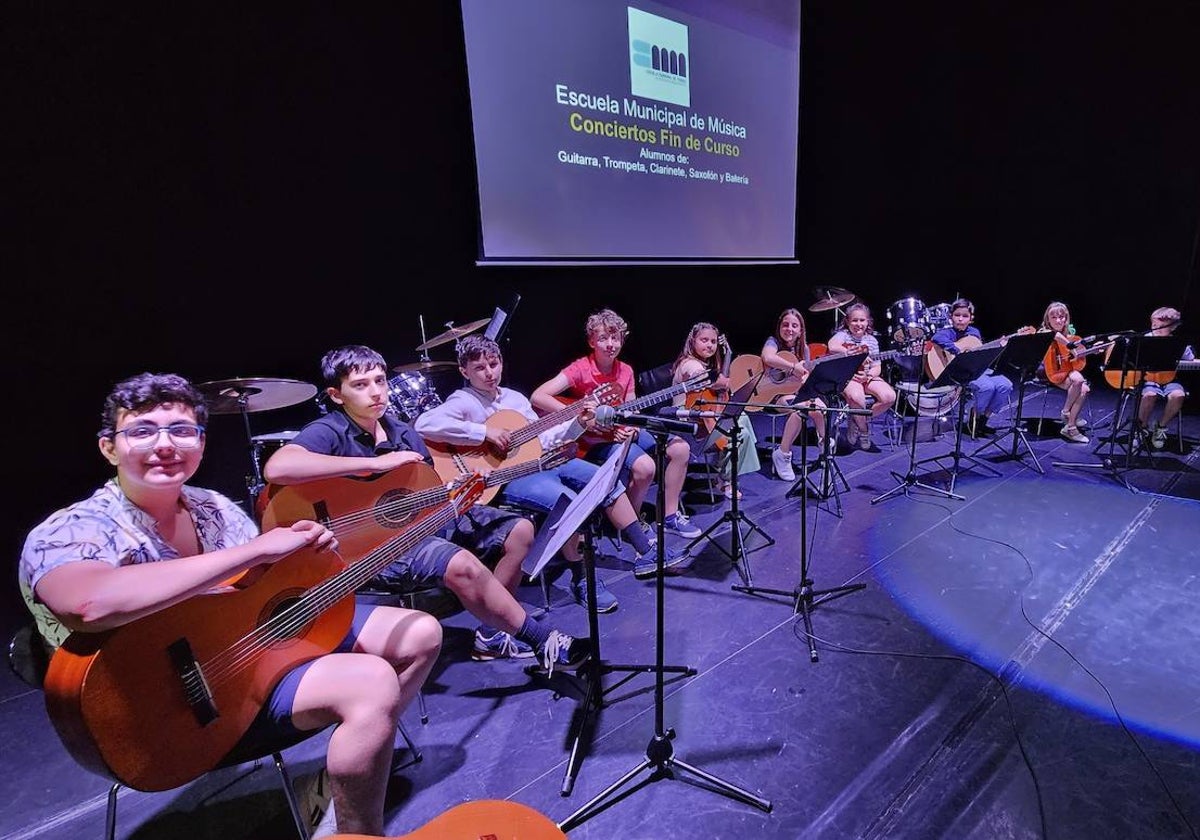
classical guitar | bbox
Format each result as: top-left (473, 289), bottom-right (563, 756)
top-left (43, 478), bottom-right (485, 793)
top-left (685, 334), bottom-right (733, 443)
top-left (1104, 353), bottom-right (1199, 390)
top-left (259, 446), bottom-right (574, 559)
top-left (425, 382), bottom-right (618, 503)
top-left (926, 326), bottom-right (1036, 381)
top-left (743, 346), bottom-right (868, 410)
top-left (328, 799), bottom-right (566, 839)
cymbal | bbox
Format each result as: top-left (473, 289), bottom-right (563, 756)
top-left (392, 360), bottom-right (458, 374)
top-left (197, 377), bottom-right (318, 415)
top-left (415, 318), bottom-right (491, 351)
top-left (809, 286), bottom-right (856, 312)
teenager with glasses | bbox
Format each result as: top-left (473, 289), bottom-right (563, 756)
top-left (18, 372), bottom-right (441, 837)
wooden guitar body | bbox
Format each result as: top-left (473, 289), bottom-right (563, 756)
top-left (329, 799), bottom-right (567, 840)
top-left (426, 410), bottom-right (541, 503)
top-left (44, 548), bottom-right (354, 792)
top-left (260, 462), bottom-right (441, 558)
top-left (1042, 332), bottom-right (1086, 386)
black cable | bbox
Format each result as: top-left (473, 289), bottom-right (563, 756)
top-left (914, 494), bottom-right (1197, 840)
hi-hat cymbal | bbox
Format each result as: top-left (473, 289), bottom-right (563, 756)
top-left (415, 318), bottom-right (491, 351)
top-left (392, 360), bottom-right (458, 374)
top-left (197, 377), bottom-right (318, 415)
top-left (809, 286), bottom-right (856, 312)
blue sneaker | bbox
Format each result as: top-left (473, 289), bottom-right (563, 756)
top-left (471, 629), bottom-right (535, 661)
top-left (571, 576), bottom-right (619, 613)
top-left (532, 630), bottom-right (593, 676)
top-left (661, 512), bottom-right (702, 539)
top-left (633, 542), bottom-right (691, 580)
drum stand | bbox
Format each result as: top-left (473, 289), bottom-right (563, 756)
top-left (559, 427), bottom-right (771, 832)
top-left (733, 403), bottom-right (868, 663)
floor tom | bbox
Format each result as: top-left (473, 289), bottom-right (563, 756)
top-left (887, 298), bottom-right (927, 344)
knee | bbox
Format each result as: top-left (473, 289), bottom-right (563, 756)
top-left (444, 551), bottom-right (487, 590)
top-left (632, 453), bottom-right (657, 482)
top-left (666, 440), bottom-right (689, 465)
top-left (508, 518), bottom-right (536, 551)
top-left (410, 612), bottom-right (443, 662)
top-left (344, 657), bottom-right (405, 724)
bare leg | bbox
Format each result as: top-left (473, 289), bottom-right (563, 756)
top-left (662, 438), bottom-right (690, 517)
top-left (443, 551), bottom-right (530, 635)
top-left (624, 452), bottom-right (656, 516)
top-left (1137, 389), bottom-right (1157, 427)
top-left (488, 518), bottom-right (535, 595)
top-left (1160, 390), bottom-right (1186, 427)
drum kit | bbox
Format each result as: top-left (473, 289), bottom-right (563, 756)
top-left (884, 296), bottom-right (953, 346)
top-left (195, 315), bottom-right (490, 509)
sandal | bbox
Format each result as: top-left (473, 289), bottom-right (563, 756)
top-left (722, 482), bottom-right (743, 500)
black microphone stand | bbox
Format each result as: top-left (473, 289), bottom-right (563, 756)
top-left (732, 402), bottom-right (868, 662)
top-left (559, 423), bottom-right (772, 833)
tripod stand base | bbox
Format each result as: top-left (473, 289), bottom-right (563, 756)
top-left (558, 731), bottom-right (772, 833)
top-left (732, 578), bottom-right (867, 662)
top-left (871, 470), bottom-right (964, 504)
top-left (971, 423), bottom-right (1045, 474)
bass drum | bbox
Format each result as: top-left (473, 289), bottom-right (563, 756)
top-left (895, 381), bottom-right (960, 418)
top-left (388, 372), bottom-right (443, 422)
top-left (887, 298), bottom-right (927, 344)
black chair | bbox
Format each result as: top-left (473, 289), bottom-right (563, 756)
top-left (636, 363), bottom-right (719, 504)
top-left (9, 623), bottom-right (419, 840)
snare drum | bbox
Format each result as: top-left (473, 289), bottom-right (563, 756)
top-left (895, 381), bottom-right (960, 418)
top-left (387, 372), bottom-right (443, 422)
top-left (886, 298), bottom-right (927, 344)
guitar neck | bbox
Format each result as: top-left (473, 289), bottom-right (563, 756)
top-left (621, 374), bottom-right (708, 413)
top-left (508, 401), bottom-right (587, 449)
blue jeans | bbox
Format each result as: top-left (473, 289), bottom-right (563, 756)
top-left (498, 457), bottom-right (625, 515)
top-left (968, 371), bottom-right (1013, 416)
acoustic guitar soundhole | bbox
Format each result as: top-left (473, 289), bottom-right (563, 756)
top-left (375, 488), bottom-right (416, 530)
top-left (260, 590), bottom-right (313, 646)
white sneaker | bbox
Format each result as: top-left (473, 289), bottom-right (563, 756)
top-left (771, 447), bottom-right (795, 481)
top-left (1060, 425), bottom-right (1089, 444)
top-left (1151, 425), bottom-right (1168, 450)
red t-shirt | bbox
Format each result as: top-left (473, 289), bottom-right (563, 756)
top-left (562, 355), bottom-right (635, 450)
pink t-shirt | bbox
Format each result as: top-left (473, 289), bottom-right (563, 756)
top-left (562, 355), bottom-right (635, 450)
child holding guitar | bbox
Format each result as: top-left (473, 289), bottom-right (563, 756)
top-left (671, 321), bottom-right (760, 497)
top-left (828, 302), bottom-right (897, 450)
top-left (760, 307), bottom-right (829, 481)
top-left (531, 308), bottom-right (700, 538)
top-left (264, 345), bottom-right (599, 667)
top-left (20, 373), bottom-right (440, 838)
top-left (1136, 307), bottom-right (1194, 449)
top-left (417, 335), bottom-right (689, 582)
top-left (1040, 301), bottom-right (1091, 443)
top-left (927, 298), bottom-right (1026, 437)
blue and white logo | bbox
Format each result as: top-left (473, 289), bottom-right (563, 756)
top-left (628, 7), bottom-right (690, 108)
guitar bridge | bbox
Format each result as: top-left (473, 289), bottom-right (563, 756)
top-left (168, 637), bottom-right (219, 726)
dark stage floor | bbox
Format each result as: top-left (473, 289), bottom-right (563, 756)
top-left (4, 390), bottom-right (1199, 840)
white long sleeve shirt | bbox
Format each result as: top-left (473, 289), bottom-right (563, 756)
top-left (415, 385), bottom-right (582, 449)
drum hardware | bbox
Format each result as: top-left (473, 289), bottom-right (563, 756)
top-left (391, 360), bottom-right (457, 374)
top-left (923, 302), bottom-right (952, 332)
top-left (195, 378), bottom-right (319, 516)
top-left (387, 371), bottom-right (444, 422)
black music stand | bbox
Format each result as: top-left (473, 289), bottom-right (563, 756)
top-left (872, 350), bottom-right (969, 504)
top-left (521, 440), bottom-right (696, 796)
top-left (910, 345), bottom-right (1005, 495)
top-left (784, 351), bottom-right (867, 514)
top-left (732, 400), bottom-right (869, 662)
top-left (558, 424), bottom-right (771, 832)
top-left (1055, 334), bottom-right (1188, 491)
top-left (971, 332), bottom-right (1056, 474)
top-left (685, 374), bottom-right (775, 582)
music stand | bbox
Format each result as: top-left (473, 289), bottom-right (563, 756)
top-left (971, 332), bottom-right (1056, 473)
top-left (872, 350), bottom-right (967, 504)
top-left (523, 439), bottom-right (697, 797)
top-left (685, 373), bottom-right (775, 582)
top-left (1055, 334), bottom-right (1188, 491)
top-left (784, 351), bottom-right (868, 514)
top-left (558, 424), bottom-right (771, 832)
top-left (911, 345), bottom-right (1005, 495)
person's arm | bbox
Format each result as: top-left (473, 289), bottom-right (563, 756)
top-left (263, 444), bottom-right (421, 485)
top-left (671, 359), bottom-right (705, 406)
top-left (828, 331), bottom-right (850, 354)
top-left (929, 327), bottom-right (959, 355)
top-left (33, 521), bottom-right (335, 634)
top-left (414, 392), bottom-right (489, 446)
top-left (531, 371), bottom-right (573, 414)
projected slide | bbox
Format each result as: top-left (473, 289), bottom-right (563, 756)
top-left (460, 0), bottom-right (801, 262)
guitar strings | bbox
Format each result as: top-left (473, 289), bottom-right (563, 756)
top-left (194, 492), bottom-right (477, 691)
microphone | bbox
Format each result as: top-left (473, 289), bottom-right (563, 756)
top-left (657, 406), bottom-right (723, 421)
top-left (592, 405), bottom-right (697, 436)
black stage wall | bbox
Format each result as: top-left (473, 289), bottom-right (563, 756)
top-left (7, 2), bottom-right (1199, 614)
